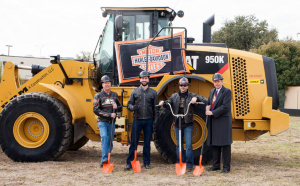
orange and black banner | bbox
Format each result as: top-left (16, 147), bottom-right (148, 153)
top-left (115, 32), bottom-right (189, 83)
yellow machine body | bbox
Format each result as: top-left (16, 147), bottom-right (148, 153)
top-left (0, 6), bottom-right (289, 162)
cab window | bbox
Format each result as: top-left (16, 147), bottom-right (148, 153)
top-left (98, 14), bottom-right (114, 73)
top-left (123, 15), bottom-right (151, 41)
top-left (158, 19), bottom-right (171, 36)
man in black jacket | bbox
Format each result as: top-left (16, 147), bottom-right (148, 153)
top-left (206, 73), bottom-right (232, 173)
top-left (93, 75), bottom-right (122, 167)
top-left (124, 71), bottom-right (158, 170)
top-left (159, 77), bottom-right (207, 172)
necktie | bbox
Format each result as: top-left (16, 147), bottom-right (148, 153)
top-left (211, 90), bottom-right (218, 110)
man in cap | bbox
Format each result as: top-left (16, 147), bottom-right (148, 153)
top-left (124, 71), bottom-right (158, 170)
top-left (93, 75), bottom-right (122, 167)
top-left (159, 77), bottom-right (207, 172)
top-left (206, 73), bottom-right (232, 173)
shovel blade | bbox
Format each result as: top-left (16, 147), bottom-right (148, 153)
top-left (131, 160), bottom-right (141, 173)
top-left (193, 165), bottom-right (205, 176)
top-left (175, 162), bottom-right (186, 175)
top-left (102, 163), bottom-right (114, 173)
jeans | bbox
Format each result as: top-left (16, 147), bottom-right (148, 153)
top-left (126, 119), bottom-right (153, 166)
top-left (98, 121), bottom-right (115, 164)
top-left (174, 125), bottom-right (194, 168)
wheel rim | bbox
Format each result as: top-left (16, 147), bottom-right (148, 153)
top-left (170, 114), bottom-right (207, 150)
top-left (13, 112), bottom-right (50, 148)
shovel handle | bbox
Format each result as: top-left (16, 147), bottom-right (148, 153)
top-left (200, 116), bottom-right (208, 156)
top-left (179, 151), bottom-right (182, 163)
top-left (108, 109), bottom-right (116, 154)
top-left (108, 153), bottom-right (111, 164)
top-left (134, 150), bottom-right (137, 159)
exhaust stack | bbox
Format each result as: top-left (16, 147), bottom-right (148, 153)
top-left (203, 15), bottom-right (215, 43)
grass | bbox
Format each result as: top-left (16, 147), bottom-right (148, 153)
top-left (0, 116), bottom-right (299, 185)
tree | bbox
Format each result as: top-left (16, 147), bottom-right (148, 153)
top-left (75, 51), bottom-right (93, 61)
top-left (251, 40), bottom-right (300, 90)
top-left (251, 40), bottom-right (300, 107)
top-left (212, 15), bottom-right (278, 51)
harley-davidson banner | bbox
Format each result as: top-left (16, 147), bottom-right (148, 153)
top-left (115, 32), bottom-right (189, 83)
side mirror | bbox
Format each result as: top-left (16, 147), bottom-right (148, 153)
top-left (115, 15), bottom-right (123, 33)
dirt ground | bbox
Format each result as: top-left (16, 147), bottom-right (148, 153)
top-left (0, 116), bottom-right (299, 186)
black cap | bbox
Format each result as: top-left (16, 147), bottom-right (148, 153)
top-left (101, 75), bottom-right (111, 83)
top-left (139, 71), bottom-right (150, 78)
top-left (212, 73), bottom-right (223, 81)
top-left (178, 77), bottom-right (189, 86)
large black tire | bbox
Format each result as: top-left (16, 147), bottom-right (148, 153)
top-left (0, 93), bottom-right (73, 162)
top-left (153, 104), bottom-right (212, 164)
top-left (68, 136), bottom-right (89, 151)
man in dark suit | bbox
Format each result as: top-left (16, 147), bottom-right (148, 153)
top-left (206, 73), bottom-right (232, 173)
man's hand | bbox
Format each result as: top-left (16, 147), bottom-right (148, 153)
top-left (129, 105), bottom-right (139, 111)
top-left (206, 110), bottom-right (213, 116)
top-left (159, 100), bottom-right (164, 106)
top-left (112, 104), bottom-right (117, 109)
top-left (131, 105), bottom-right (139, 111)
top-left (206, 105), bottom-right (211, 111)
top-left (190, 97), bottom-right (197, 104)
top-left (111, 113), bottom-right (116, 118)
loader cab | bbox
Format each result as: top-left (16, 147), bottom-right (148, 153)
top-left (97, 7), bottom-right (177, 86)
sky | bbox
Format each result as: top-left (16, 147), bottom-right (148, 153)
top-left (0, 0), bottom-right (299, 58)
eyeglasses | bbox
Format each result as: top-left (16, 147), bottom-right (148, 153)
top-left (179, 85), bottom-right (188, 87)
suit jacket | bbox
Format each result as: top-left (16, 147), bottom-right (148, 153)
top-left (207, 86), bottom-right (232, 146)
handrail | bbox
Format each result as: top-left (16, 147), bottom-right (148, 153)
top-left (146, 27), bottom-right (187, 72)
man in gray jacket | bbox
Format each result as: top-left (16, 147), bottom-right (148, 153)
top-left (206, 73), bottom-right (232, 173)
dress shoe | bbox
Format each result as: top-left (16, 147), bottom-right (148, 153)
top-left (221, 169), bottom-right (230, 173)
top-left (144, 165), bottom-right (151, 169)
top-left (124, 164), bottom-right (132, 171)
top-left (208, 167), bottom-right (220, 171)
top-left (187, 167), bottom-right (193, 172)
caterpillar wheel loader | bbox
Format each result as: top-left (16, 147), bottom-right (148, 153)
top-left (0, 7), bottom-right (289, 163)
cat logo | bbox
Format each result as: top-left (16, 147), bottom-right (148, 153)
top-left (131, 45), bottom-right (171, 73)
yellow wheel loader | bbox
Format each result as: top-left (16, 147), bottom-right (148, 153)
top-left (0, 7), bottom-right (289, 163)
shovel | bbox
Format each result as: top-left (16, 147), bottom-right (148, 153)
top-left (102, 109), bottom-right (116, 173)
top-left (193, 115), bottom-right (208, 176)
top-left (166, 102), bottom-right (203, 175)
top-left (175, 116), bottom-right (186, 175)
top-left (131, 111), bottom-right (141, 173)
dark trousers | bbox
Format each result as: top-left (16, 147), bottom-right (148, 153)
top-left (212, 145), bottom-right (231, 170)
top-left (126, 119), bottom-right (153, 166)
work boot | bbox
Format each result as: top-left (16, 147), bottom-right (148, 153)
top-left (102, 159), bottom-right (108, 164)
top-left (144, 165), bottom-right (151, 169)
top-left (100, 162), bottom-right (103, 168)
top-left (187, 167), bottom-right (193, 172)
top-left (124, 164), bottom-right (132, 171)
